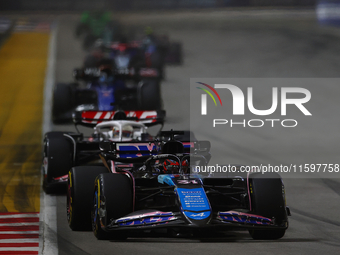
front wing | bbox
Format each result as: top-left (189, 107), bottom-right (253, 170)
top-left (104, 210), bottom-right (287, 232)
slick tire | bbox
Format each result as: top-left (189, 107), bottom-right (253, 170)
top-left (92, 173), bottom-right (133, 240)
top-left (139, 79), bottom-right (162, 110)
top-left (67, 166), bottom-right (108, 231)
top-left (75, 23), bottom-right (90, 38)
top-left (83, 34), bottom-right (97, 50)
top-left (165, 42), bottom-right (183, 65)
top-left (43, 132), bottom-right (72, 194)
top-left (52, 83), bottom-right (74, 124)
top-left (248, 172), bottom-right (288, 240)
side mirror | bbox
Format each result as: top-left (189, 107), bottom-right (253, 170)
top-left (197, 141), bottom-right (211, 152)
top-left (73, 68), bottom-right (83, 80)
top-left (99, 141), bottom-right (112, 152)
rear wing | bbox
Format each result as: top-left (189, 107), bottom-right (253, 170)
top-left (73, 66), bottom-right (161, 80)
top-left (99, 140), bottom-right (210, 160)
top-left (73, 110), bottom-right (166, 128)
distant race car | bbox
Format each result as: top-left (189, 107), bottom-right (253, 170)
top-left (75, 12), bottom-right (183, 66)
top-left (83, 35), bottom-right (182, 81)
top-left (82, 40), bottom-right (165, 76)
top-left (52, 43), bottom-right (163, 124)
top-left (42, 110), bottom-right (165, 193)
top-left (66, 130), bottom-right (290, 240)
top-left (75, 11), bottom-right (124, 50)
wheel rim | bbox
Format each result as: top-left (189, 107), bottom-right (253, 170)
top-left (92, 188), bottom-right (99, 233)
top-left (66, 171), bottom-right (73, 224)
top-left (66, 181), bottom-right (72, 223)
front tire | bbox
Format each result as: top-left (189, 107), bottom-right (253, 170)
top-left (67, 166), bottom-right (108, 231)
top-left (248, 172), bottom-right (288, 240)
top-left (43, 132), bottom-right (73, 193)
top-left (92, 173), bottom-right (133, 240)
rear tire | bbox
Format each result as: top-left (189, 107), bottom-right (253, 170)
top-left (52, 83), bottom-right (74, 124)
top-left (83, 34), bottom-right (97, 50)
top-left (165, 42), bottom-right (183, 65)
top-left (43, 132), bottom-right (73, 193)
top-left (67, 166), bottom-right (108, 231)
top-left (139, 79), bottom-right (161, 110)
top-left (92, 173), bottom-right (132, 240)
top-left (75, 23), bottom-right (90, 38)
top-left (248, 172), bottom-right (288, 240)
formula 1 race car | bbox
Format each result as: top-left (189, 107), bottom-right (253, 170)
top-left (52, 55), bottom-right (163, 123)
top-left (91, 35), bottom-right (182, 66)
top-left (67, 131), bottom-right (290, 240)
top-left (82, 36), bottom-right (180, 83)
top-left (75, 11), bottom-right (125, 50)
top-left (76, 13), bottom-right (183, 66)
top-left (42, 110), bottom-right (165, 193)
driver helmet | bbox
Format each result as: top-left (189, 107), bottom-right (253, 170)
top-left (144, 26), bottom-right (153, 35)
top-left (99, 72), bottom-right (108, 82)
top-left (98, 65), bottom-right (113, 82)
top-left (122, 125), bottom-right (133, 138)
top-left (110, 125), bottom-right (133, 139)
top-left (163, 159), bottom-right (180, 174)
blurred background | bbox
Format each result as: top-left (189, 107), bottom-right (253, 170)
top-left (2, 1), bottom-right (340, 255)
top-left (0, 1), bottom-right (318, 11)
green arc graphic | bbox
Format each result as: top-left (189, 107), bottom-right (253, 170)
top-left (197, 87), bottom-right (217, 106)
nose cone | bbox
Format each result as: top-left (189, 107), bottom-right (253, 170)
top-left (183, 211), bottom-right (212, 227)
top-left (176, 187), bottom-right (212, 227)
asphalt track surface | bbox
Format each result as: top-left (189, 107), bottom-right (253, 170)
top-left (49, 10), bottom-right (340, 255)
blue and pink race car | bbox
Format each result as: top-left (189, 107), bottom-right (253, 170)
top-left (66, 129), bottom-right (290, 240)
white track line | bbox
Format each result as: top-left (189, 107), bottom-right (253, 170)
top-left (0, 214), bottom-right (39, 219)
top-left (0, 223), bottom-right (39, 226)
top-left (0, 231), bottom-right (39, 234)
top-left (0, 247), bottom-right (39, 251)
top-left (40, 19), bottom-right (59, 255)
top-left (0, 239), bottom-right (40, 243)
